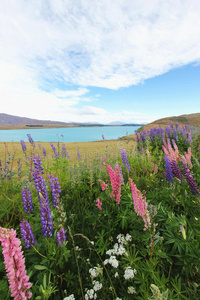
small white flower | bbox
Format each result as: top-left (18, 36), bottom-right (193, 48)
top-left (114, 272), bottom-right (119, 278)
top-left (125, 233), bottom-right (132, 242)
top-left (195, 217), bottom-right (198, 221)
top-left (93, 280), bottom-right (103, 291)
top-left (90, 241), bottom-right (94, 245)
top-left (128, 286), bottom-right (136, 294)
top-left (124, 266), bottom-right (137, 280)
top-left (63, 295), bottom-right (75, 300)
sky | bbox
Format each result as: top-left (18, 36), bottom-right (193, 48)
top-left (0, 0), bottom-right (200, 125)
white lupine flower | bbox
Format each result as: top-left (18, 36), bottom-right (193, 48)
top-left (124, 266), bottom-right (137, 280)
top-left (63, 295), bottom-right (75, 300)
top-left (93, 280), bottom-right (103, 291)
top-left (128, 286), bottom-right (136, 294)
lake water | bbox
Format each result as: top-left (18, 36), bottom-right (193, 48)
top-left (0, 126), bottom-right (141, 143)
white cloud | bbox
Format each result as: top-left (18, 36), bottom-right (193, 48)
top-left (0, 0), bottom-right (200, 123)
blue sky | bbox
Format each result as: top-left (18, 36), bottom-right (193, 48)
top-left (0, 0), bottom-right (200, 124)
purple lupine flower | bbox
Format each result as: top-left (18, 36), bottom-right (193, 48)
top-left (171, 160), bottom-right (183, 182)
top-left (27, 134), bottom-right (35, 148)
top-left (48, 175), bottom-right (61, 208)
top-left (61, 143), bottom-right (67, 157)
top-left (183, 163), bottom-right (199, 195)
top-left (188, 132), bottom-right (193, 146)
top-left (33, 154), bottom-right (45, 174)
top-left (0, 159), bottom-right (2, 172)
top-left (102, 134), bottom-right (105, 140)
top-left (164, 156), bottom-right (174, 183)
top-left (33, 172), bottom-right (49, 204)
top-left (138, 145), bottom-right (144, 153)
top-left (120, 149), bottom-right (131, 172)
top-left (102, 156), bottom-right (106, 163)
top-left (50, 142), bottom-right (58, 158)
top-left (40, 200), bottom-right (54, 238)
top-left (56, 228), bottom-right (66, 247)
top-left (77, 147), bottom-right (81, 161)
top-left (21, 187), bottom-right (34, 214)
top-left (42, 147), bottom-right (47, 157)
top-left (20, 219), bottom-right (37, 248)
top-left (20, 140), bottom-right (27, 153)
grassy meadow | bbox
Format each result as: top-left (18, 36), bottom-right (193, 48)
top-left (1, 123), bottom-right (200, 299)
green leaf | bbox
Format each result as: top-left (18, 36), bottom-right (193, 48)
top-left (34, 265), bottom-right (48, 270)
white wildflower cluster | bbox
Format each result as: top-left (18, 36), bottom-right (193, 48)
top-left (85, 280), bottom-right (103, 299)
top-left (117, 233), bottom-right (132, 244)
top-left (63, 294), bottom-right (75, 300)
top-left (89, 266), bottom-right (102, 278)
top-left (85, 289), bottom-right (97, 300)
top-left (104, 255), bottom-right (119, 268)
top-left (124, 266), bottom-right (137, 280)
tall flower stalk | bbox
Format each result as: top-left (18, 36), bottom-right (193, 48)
top-left (129, 178), bottom-right (151, 230)
top-left (0, 227), bottom-right (32, 300)
top-left (106, 164), bottom-right (122, 205)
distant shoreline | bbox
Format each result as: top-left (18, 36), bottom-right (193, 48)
top-left (0, 124), bottom-right (144, 130)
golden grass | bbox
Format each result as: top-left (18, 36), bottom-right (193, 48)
top-left (0, 139), bottom-right (136, 175)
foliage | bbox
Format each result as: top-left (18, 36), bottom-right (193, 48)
top-left (0, 123), bottom-right (200, 299)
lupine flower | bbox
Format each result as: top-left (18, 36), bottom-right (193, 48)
top-left (98, 179), bottom-right (108, 191)
top-left (61, 143), bottom-right (67, 157)
top-left (120, 149), bottom-right (131, 172)
top-left (40, 197), bottom-right (54, 238)
top-left (171, 160), bottom-right (183, 182)
top-left (164, 156), bottom-right (174, 183)
top-left (20, 140), bottom-right (27, 153)
top-left (188, 131), bottom-right (193, 145)
top-left (33, 154), bottom-right (45, 174)
top-left (27, 133), bottom-right (35, 148)
top-left (56, 227), bottom-right (66, 247)
top-left (49, 174), bottom-right (61, 207)
top-left (102, 134), bottom-right (105, 140)
top-left (50, 143), bottom-right (58, 158)
top-left (96, 198), bottom-right (102, 210)
top-left (184, 147), bottom-right (193, 169)
top-left (42, 147), bottom-right (47, 157)
top-left (0, 227), bottom-right (32, 299)
top-left (129, 178), bottom-right (151, 230)
top-left (21, 187), bottom-right (34, 214)
top-left (102, 156), bottom-right (106, 163)
top-left (106, 164), bottom-right (122, 205)
top-left (77, 147), bottom-right (81, 161)
top-left (33, 171), bottom-right (49, 204)
top-left (182, 163), bottom-right (199, 195)
top-left (20, 219), bottom-right (37, 248)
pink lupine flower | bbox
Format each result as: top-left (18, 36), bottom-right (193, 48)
top-left (96, 198), bottom-right (102, 210)
top-left (98, 179), bottom-right (108, 191)
top-left (0, 227), bottom-right (32, 300)
top-left (183, 147), bottom-right (193, 169)
top-left (106, 164), bottom-right (122, 205)
top-left (146, 149), bottom-right (151, 159)
top-left (162, 139), bottom-right (180, 162)
top-left (129, 178), bottom-right (151, 230)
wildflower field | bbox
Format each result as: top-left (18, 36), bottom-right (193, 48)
top-left (1, 122), bottom-right (200, 299)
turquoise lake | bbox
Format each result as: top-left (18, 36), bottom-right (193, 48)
top-left (0, 126), bottom-right (141, 143)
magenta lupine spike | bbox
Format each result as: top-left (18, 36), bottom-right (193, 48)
top-left (21, 187), bottom-right (34, 214)
top-left (106, 164), bottom-right (122, 204)
top-left (96, 198), bottom-right (102, 210)
top-left (48, 174), bottom-right (61, 208)
top-left (0, 227), bottom-right (32, 300)
top-left (129, 178), bottom-right (151, 230)
top-left (98, 179), bottom-right (108, 191)
top-left (20, 219), bottom-right (37, 248)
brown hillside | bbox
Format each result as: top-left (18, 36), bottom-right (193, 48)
top-left (138, 113), bottom-right (200, 132)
